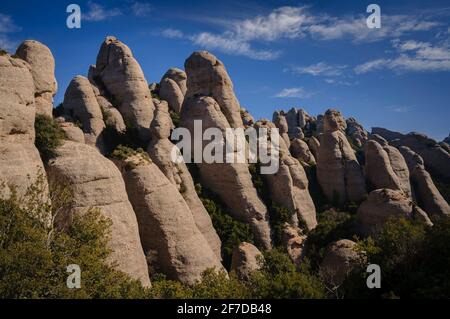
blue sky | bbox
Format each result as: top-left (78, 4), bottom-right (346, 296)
top-left (1, 0), bottom-right (449, 140)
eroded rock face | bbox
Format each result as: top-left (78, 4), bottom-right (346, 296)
top-left (159, 77), bottom-right (184, 114)
top-left (365, 140), bottom-right (404, 193)
top-left (399, 146), bottom-right (450, 217)
top-left (357, 189), bottom-right (431, 235)
top-left (320, 240), bottom-right (360, 286)
top-left (0, 54), bottom-right (47, 198)
top-left (93, 36), bottom-right (154, 142)
top-left (290, 138), bottom-right (316, 166)
top-left (55, 118), bottom-right (85, 143)
top-left (240, 108), bottom-right (255, 128)
top-left (46, 141), bottom-right (150, 286)
top-left (147, 101), bottom-right (222, 259)
top-left (184, 51), bottom-right (243, 128)
top-left (162, 67), bottom-right (187, 95)
top-left (63, 76), bottom-right (106, 151)
top-left (282, 224), bottom-right (306, 267)
top-left (273, 111), bottom-right (290, 148)
top-left (230, 242), bottom-right (263, 280)
top-left (373, 128), bottom-right (450, 180)
top-left (308, 136), bottom-right (320, 159)
top-left (255, 120), bottom-right (317, 231)
top-left (180, 96), bottom-right (272, 250)
top-left (15, 40), bottom-right (57, 116)
top-left (346, 117), bottom-right (368, 147)
top-left (317, 110), bottom-right (366, 205)
top-left (117, 154), bottom-right (224, 285)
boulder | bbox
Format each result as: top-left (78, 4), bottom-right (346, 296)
top-left (240, 108), bottom-right (255, 128)
top-left (290, 138), bottom-right (316, 166)
top-left (308, 136), bottom-right (320, 159)
top-left (273, 111), bottom-right (291, 148)
top-left (46, 141), bottom-right (150, 286)
top-left (346, 117), bottom-right (368, 147)
top-left (161, 67), bottom-right (187, 95)
top-left (93, 36), bottom-right (154, 142)
top-left (180, 96), bottom-right (272, 250)
top-left (184, 51), bottom-right (243, 128)
top-left (230, 242), bottom-right (263, 280)
top-left (320, 240), bottom-right (360, 286)
top-left (117, 153), bottom-right (224, 285)
top-left (399, 146), bottom-right (450, 217)
top-left (15, 40), bottom-right (57, 116)
top-left (55, 118), bottom-right (85, 143)
top-left (317, 110), bottom-right (366, 205)
top-left (357, 189), bottom-right (431, 235)
top-left (147, 101), bottom-right (222, 259)
top-left (364, 140), bottom-right (404, 192)
top-left (159, 77), bottom-right (184, 113)
top-left (63, 76), bottom-right (106, 152)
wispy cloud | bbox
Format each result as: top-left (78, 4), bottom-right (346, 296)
top-left (355, 39), bottom-right (450, 73)
top-left (131, 2), bottom-right (152, 17)
top-left (161, 28), bottom-right (184, 39)
top-left (190, 32), bottom-right (281, 60)
top-left (161, 6), bottom-right (444, 60)
top-left (286, 62), bottom-right (347, 77)
top-left (390, 106), bottom-right (411, 113)
top-left (0, 13), bottom-right (20, 50)
top-left (83, 2), bottom-right (122, 22)
top-left (274, 87), bottom-right (314, 98)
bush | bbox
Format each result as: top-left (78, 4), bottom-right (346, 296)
top-left (0, 175), bottom-right (148, 299)
top-left (247, 249), bottom-right (325, 299)
top-left (34, 115), bottom-right (67, 162)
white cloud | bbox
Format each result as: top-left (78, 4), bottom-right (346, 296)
top-left (0, 13), bottom-right (20, 50)
top-left (190, 32), bottom-right (280, 60)
top-left (83, 2), bottom-right (122, 22)
top-left (355, 40), bottom-right (450, 73)
top-left (161, 6), bottom-right (443, 60)
top-left (161, 28), bottom-right (184, 39)
top-left (274, 87), bottom-right (314, 98)
top-left (287, 62), bottom-right (347, 77)
top-left (131, 2), bottom-right (152, 17)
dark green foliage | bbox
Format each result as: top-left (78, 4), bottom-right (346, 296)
top-left (110, 145), bottom-right (150, 162)
top-left (343, 217), bottom-right (450, 299)
top-left (0, 175), bottom-right (147, 299)
top-left (169, 111), bottom-right (180, 129)
top-left (34, 115), bottom-right (67, 162)
top-left (269, 204), bottom-right (293, 247)
top-left (0, 49), bottom-right (8, 56)
top-left (304, 210), bottom-right (356, 269)
top-left (198, 187), bottom-right (254, 269)
top-left (247, 249), bottom-right (325, 299)
top-left (431, 175), bottom-right (450, 204)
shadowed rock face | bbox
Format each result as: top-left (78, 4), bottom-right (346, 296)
top-left (255, 120), bottom-right (317, 231)
top-left (162, 67), bottom-right (187, 95)
top-left (357, 189), bottom-right (432, 235)
top-left (0, 53), bottom-right (47, 199)
top-left (159, 68), bottom-right (187, 113)
top-left (46, 141), bottom-right (151, 287)
top-left (317, 110), bottom-right (366, 205)
top-left (230, 242), bottom-right (263, 280)
top-left (365, 140), bottom-right (405, 193)
top-left (346, 117), bottom-right (368, 147)
top-left (184, 51), bottom-right (243, 128)
top-left (181, 96), bottom-right (272, 250)
top-left (15, 40), bottom-right (57, 116)
top-left (320, 239), bottom-right (360, 286)
top-left (147, 101), bottom-right (222, 259)
top-left (290, 138), bottom-right (316, 166)
top-left (399, 146), bottom-right (450, 217)
top-left (93, 36), bottom-right (154, 142)
top-left (63, 76), bottom-right (106, 152)
top-left (373, 128), bottom-right (450, 180)
top-left (273, 111), bottom-right (291, 148)
top-left (117, 154), bottom-right (224, 285)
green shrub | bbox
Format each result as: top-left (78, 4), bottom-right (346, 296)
top-left (169, 111), bottom-right (180, 129)
top-left (34, 115), bottom-right (67, 162)
top-left (0, 175), bottom-right (148, 299)
top-left (111, 145), bottom-right (150, 162)
top-left (247, 249), bottom-right (325, 299)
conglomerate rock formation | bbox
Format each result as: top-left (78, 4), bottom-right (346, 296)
top-left (1, 36), bottom-right (449, 291)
